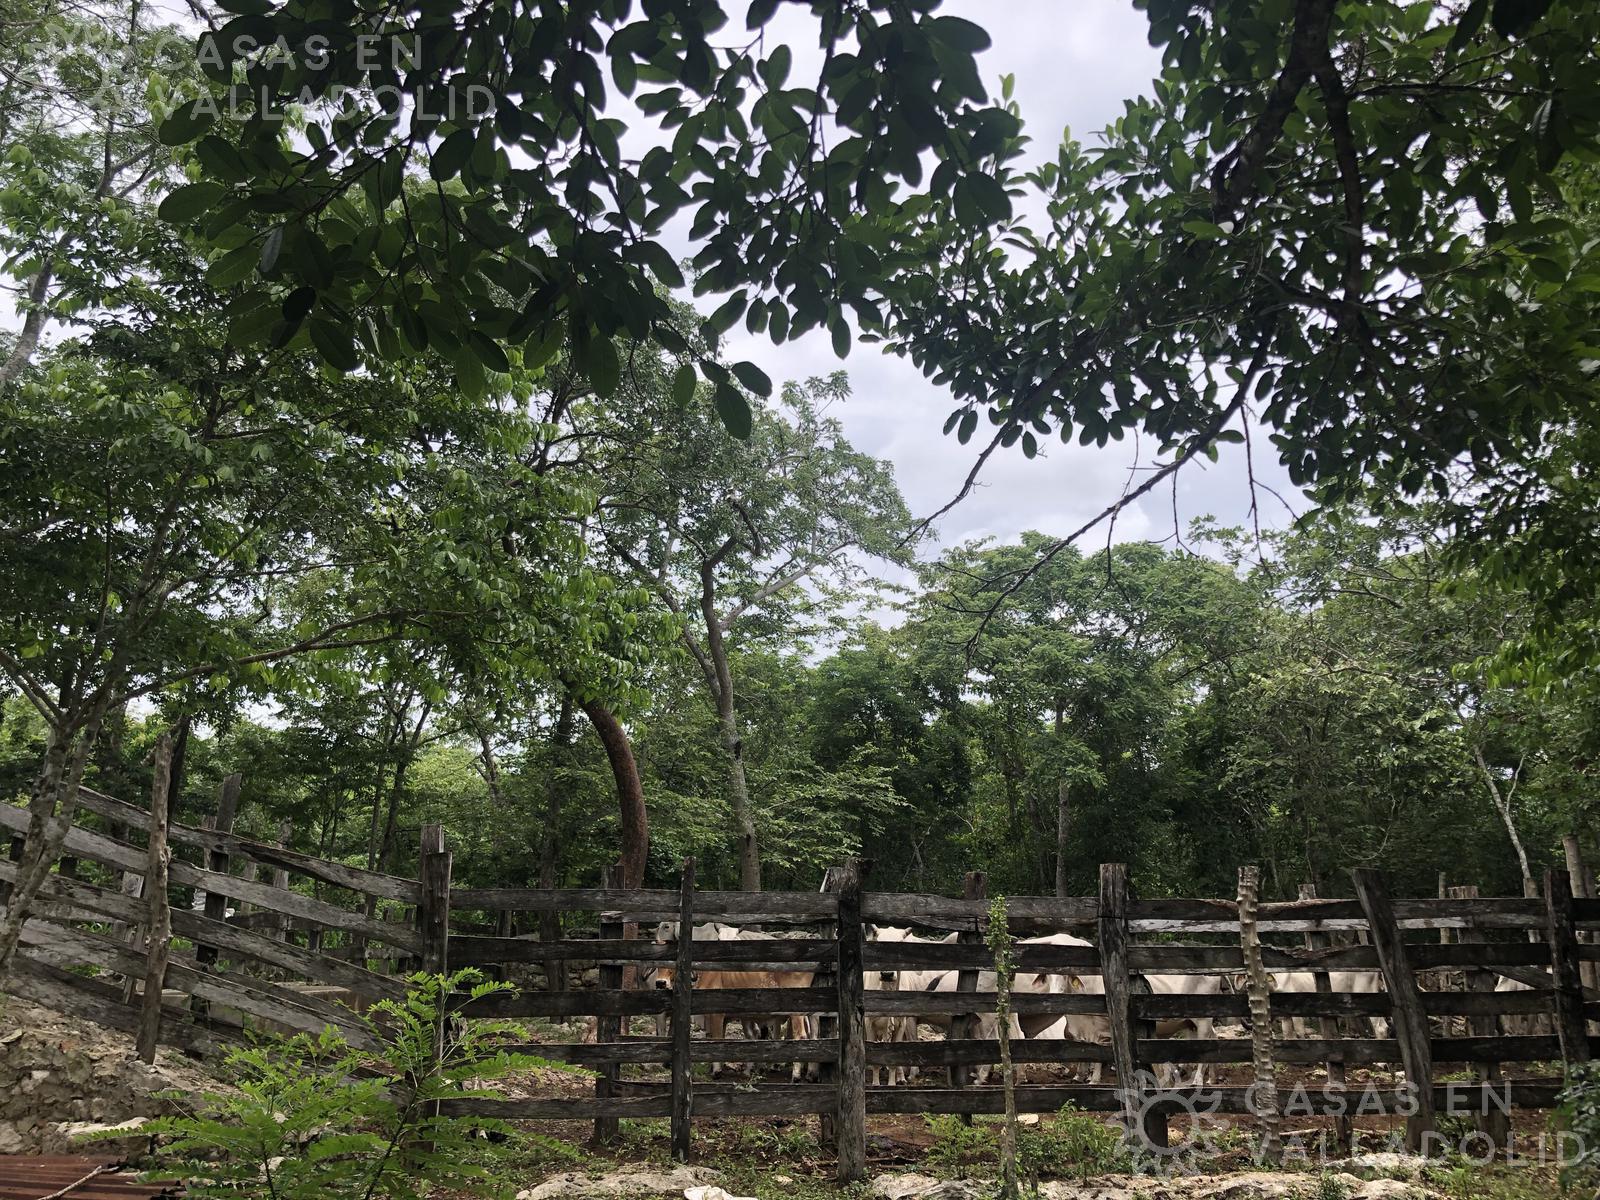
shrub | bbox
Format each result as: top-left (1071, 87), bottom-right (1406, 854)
top-left (1017, 1106), bottom-right (1130, 1180)
top-left (107, 970), bottom-right (574, 1200)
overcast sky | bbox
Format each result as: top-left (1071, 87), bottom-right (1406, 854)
top-left (710, 0), bottom-right (1304, 558)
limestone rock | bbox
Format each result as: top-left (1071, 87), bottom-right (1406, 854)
top-left (517, 1166), bottom-right (722, 1200)
top-left (868, 1174), bottom-right (988, 1200)
top-left (1333, 1154), bottom-right (1427, 1180)
top-left (0, 995), bottom-right (228, 1154)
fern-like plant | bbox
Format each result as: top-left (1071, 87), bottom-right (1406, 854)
top-left (116, 969), bottom-right (574, 1200)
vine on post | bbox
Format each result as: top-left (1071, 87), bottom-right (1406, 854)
top-left (987, 895), bottom-right (1020, 1200)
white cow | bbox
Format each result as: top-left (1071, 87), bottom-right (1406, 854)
top-left (1263, 970), bottom-right (1389, 1039)
top-left (1494, 976), bottom-right (1548, 1036)
top-left (871, 925), bottom-right (1018, 1084)
top-left (1142, 972), bottom-right (1223, 1088)
top-left (863, 962), bottom-right (916, 1086)
top-left (1043, 967), bottom-right (1222, 1089)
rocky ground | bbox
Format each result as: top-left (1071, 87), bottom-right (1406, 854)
top-left (509, 1157), bottom-right (1442, 1200)
top-left (0, 993), bottom-right (228, 1154)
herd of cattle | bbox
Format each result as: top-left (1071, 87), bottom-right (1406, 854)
top-left (639, 920), bottom-right (1549, 1088)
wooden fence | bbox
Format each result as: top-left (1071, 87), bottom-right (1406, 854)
top-left (5, 781), bottom-right (1600, 1181)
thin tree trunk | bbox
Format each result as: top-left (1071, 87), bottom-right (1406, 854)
top-left (1052, 706), bottom-right (1070, 896)
top-left (698, 568), bottom-right (759, 891)
top-left (0, 257), bottom-right (55, 393)
top-left (1474, 745), bottom-right (1532, 891)
top-left (1054, 779), bottom-right (1071, 898)
top-left (578, 696), bottom-right (647, 890)
top-left (540, 696), bottom-right (574, 991)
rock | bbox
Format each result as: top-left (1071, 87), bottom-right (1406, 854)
top-left (0, 996), bottom-right (230, 1154)
top-left (868, 1174), bottom-right (988, 1200)
top-left (1038, 1171), bottom-right (1436, 1200)
top-left (772, 1176), bottom-right (794, 1186)
top-left (1038, 1182), bottom-right (1160, 1200)
top-left (1354, 1181), bottom-right (1426, 1199)
top-left (685, 1187), bottom-right (757, 1200)
top-left (1334, 1153), bottom-right (1427, 1180)
top-left (55, 1116), bottom-right (151, 1158)
top-left (517, 1166), bottom-right (722, 1200)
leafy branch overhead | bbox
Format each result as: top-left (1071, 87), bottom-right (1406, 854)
top-left (153, 0), bottom-right (1018, 434)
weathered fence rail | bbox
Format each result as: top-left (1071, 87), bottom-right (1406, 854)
top-left (5, 784), bottom-right (1600, 1181)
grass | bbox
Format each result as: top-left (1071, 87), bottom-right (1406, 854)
top-left (920, 1107), bottom-right (1132, 1182)
top-left (1421, 1160), bottom-right (1570, 1200)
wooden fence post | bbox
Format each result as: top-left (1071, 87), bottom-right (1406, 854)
top-left (419, 823), bottom-right (451, 976)
top-left (1452, 884), bottom-right (1511, 1153)
top-left (1238, 866), bottom-right (1279, 1163)
top-left (815, 866), bottom-right (841, 1147)
top-left (269, 820), bottom-right (294, 943)
top-left (1299, 882), bottom-right (1351, 1154)
top-left (191, 773), bottom-right (242, 1020)
top-left (950, 870), bottom-right (986, 1111)
top-left (670, 858), bottom-right (695, 1163)
top-left (1544, 868), bottom-right (1592, 1069)
top-left (1563, 839), bottom-right (1598, 1027)
top-left (835, 858), bottom-right (869, 1185)
top-left (1, 835), bottom-right (24, 904)
top-left (1099, 863), bottom-right (1162, 1149)
top-left (594, 862), bottom-right (625, 1145)
top-left (136, 735), bottom-right (174, 1063)
top-left (1351, 868), bottom-right (1436, 1154)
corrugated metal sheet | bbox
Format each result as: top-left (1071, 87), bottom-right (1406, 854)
top-left (0, 1156), bottom-right (180, 1200)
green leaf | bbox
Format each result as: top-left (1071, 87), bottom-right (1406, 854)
top-left (714, 381), bottom-right (753, 438)
top-left (310, 319), bottom-right (361, 372)
top-left (158, 99), bottom-right (216, 146)
top-left (746, 0), bottom-right (779, 28)
top-left (281, 286), bottom-right (317, 321)
top-left (1448, 0), bottom-right (1491, 51)
top-left (830, 314), bottom-right (851, 359)
top-left (1533, 97), bottom-right (1564, 173)
top-left (1490, 0), bottom-right (1554, 37)
top-left (957, 409), bottom-right (978, 444)
top-left (955, 173), bottom-right (1011, 224)
top-left (928, 15), bottom-right (991, 53)
top-left (216, 0), bottom-right (273, 13)
top-left (588, 336), bottom-right (621, 397)
top-left (157, 182), bottom-right (225, 223)
top-left (706, 291), bottom-right (748, 336)
top-left (672, 363), bottom-right (697, 406)
top-left (469, 331), bottom-right (510, 374)
top-left (206, 245), bottom-right (257, 289)
top-left (430, 129), bottom-right (475, 182)
top-left (1182, 219), bottom-right (1227, 240)
top-left (258, 226), bottom-right (285, 274)
top-left (730, 360), bottom-right (772, 397)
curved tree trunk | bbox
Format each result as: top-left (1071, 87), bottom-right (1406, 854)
top-left (579, 696), bottom-right (648, 890)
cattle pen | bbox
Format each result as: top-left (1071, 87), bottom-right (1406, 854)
top-left (3, 782), bottom-right (1599, 1181)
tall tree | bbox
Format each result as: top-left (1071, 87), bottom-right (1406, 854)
top-left (599, 373), bottom-right (911, 889)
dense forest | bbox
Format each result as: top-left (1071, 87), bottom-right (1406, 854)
top-left (3, 0), bottom-right (1599, 969)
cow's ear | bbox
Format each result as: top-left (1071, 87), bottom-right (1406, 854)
top-left (1263, 973), bottom-right (1276, 988)
top-left (1069, 976), bottom-right (1083, 992)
